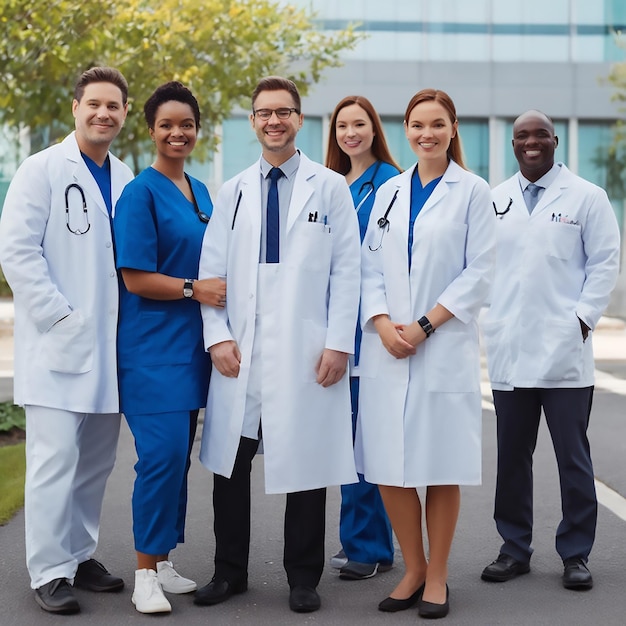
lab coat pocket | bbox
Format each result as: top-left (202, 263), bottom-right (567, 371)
top-left (544, 223), bottom-right (580, 260)
top-left (301, 319), bottom-right (327, 383)
top-left (41, 310), bottom-right (94, 374)
top-left (289, 221), bottom-right (332, 274)
top-left (481, 318), bottom-right (511, 383)
top-left (425, 331), bottom-right (479, 392)
top-left (537, 317), bottom-right (583, 380)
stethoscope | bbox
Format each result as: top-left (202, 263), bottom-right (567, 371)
top-left (354, 160), bottom-right (383, 214)
top-left (184, 174), bottom-right (210, 223)
top-left (65, 183), bottom-right (90, 235)
top-left (368, 189), bottom-right (399, 251)
top-left (493, 198), bottom-right (512, 219)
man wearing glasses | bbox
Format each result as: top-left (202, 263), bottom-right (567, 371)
top-left (196, 76), bottom-right (360, 613)
top-left (0, 67), bottom-right (133, 614)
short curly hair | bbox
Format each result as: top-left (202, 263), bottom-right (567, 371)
top-left (143, 81), bottom-right (201, 130)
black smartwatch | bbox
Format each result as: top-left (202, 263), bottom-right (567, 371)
top-left (417, 315), bottom-right (435, 337)
top-left (183, 279), bottom-right (195, 299)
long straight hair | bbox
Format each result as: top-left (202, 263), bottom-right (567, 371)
top-left (404, 89), bottom-right (467, 170)
top-left (326, 96), bottom-right (401, 175)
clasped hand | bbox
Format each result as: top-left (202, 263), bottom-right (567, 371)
top-left (374, 316), bottom-right (426, 359)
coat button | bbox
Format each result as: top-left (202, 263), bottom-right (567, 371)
top-left (110, 271), bottom-right (115, 278)
top-left (106, 241), bottom-right (112, 248)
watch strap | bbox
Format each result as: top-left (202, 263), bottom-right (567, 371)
top-left (417, 315), bottom-right (435, 337)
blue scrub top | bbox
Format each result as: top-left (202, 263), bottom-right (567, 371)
top-left (113, 167), bottom-right (213, 415)
top-left (350, 161), bottom-right (400, 366)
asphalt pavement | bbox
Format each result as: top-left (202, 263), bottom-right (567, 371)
top-left (1, 300), bottom-right (625, 624)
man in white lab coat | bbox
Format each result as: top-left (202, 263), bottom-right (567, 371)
top-left (481, 110), bottom-right (620, 590)
top-left (196, 76), bottom-right (360, 613)
top-left (0, 67), bottom-right (133, 614)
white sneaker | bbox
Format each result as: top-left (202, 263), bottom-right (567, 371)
top-left (156, 560), bottom-right (197, 594)
top-left (132, 569), bottom-right (172, 614)
top-left (330, 549), bottom-right (348, 569)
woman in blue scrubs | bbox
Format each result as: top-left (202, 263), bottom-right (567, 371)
top-left (113, 82), bottom-right (226, 614)
top-left (325, 96), bottom-right (401, 581)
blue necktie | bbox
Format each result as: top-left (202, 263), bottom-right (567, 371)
top-left (266, 167), bottom-right (282, 263)
top-left (525, 183), bottom-right (542, 213)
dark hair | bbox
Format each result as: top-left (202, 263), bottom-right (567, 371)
top-left (251, 76), bottom-right (301, 112)
top-left (143, 81), bottom-right (201, 130)
top-left (326, 95), bottom-right (401, 175)
top-left (74, 67), bottom-right (128, 104)
top-left (404, 88), bottom-right (466, 170)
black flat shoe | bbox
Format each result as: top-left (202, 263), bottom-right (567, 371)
top-left (74, 559), bottom-right (124, 592)
top-left (418, 584), bottom-right (449, 619)
top-left (289, 585), bottom-right (321, 613)
top-left (35, 579), bottom-right (80, 614)
top-left (378, 583), bottom-right (424, 612)
top-left (194, 577), bottom-right (248, 606)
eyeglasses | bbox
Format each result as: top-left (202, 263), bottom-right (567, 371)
top-left (253, 107), bottom-right (299, 121)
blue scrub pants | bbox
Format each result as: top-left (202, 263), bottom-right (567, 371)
top-left (339, 378), bottom-right (394, 565)
top-left (125, 410), bottom-right (198, 555)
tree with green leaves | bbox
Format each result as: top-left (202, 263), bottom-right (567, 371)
top-left (0, 0), bottom-right (361, 170)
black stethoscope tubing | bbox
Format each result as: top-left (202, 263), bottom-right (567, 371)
top-left (65, 183), bottom-right (90, 235)
top-left (368, 189), bottom-right (399, 251)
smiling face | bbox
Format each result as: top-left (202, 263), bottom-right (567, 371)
top-left (512, 111), bottom-right (558, 182)
top-left (335, 103), bottom-right (375, 160)
top-left (150, 100), bottom-right (197, 161)
top-left (250, 89), bottom-right (303, 164)
top-left (404, 100), bottom-right (457, 167)
top-left (72, 81), bottom-right (127, 158)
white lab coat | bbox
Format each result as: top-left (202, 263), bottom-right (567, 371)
top-left (199, 153), bottom-right (360, 494)
top-left (0, 132), bottom-right (134, 412)
top-left (356, 160), bottom-right (494, 487)
top-left (483, 164), bottom-right (620, 390)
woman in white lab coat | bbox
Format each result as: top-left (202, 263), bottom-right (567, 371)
top-left (357, 89), bottom-right (494, 618)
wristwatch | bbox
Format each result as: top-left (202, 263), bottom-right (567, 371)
top-left (417, 315), bottom-right (435, 337)
top-left (183, 279), bottom-right (195, 299)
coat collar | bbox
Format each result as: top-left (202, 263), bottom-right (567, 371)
top-left (61, 131), bottom-right (123, 217)
top-left (239, 151), bottom-right (318, 234)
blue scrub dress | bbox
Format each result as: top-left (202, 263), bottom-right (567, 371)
top-left (114, 166), bottom-right (212, 555)
top-left (340, 160), bottom-right (399, 566)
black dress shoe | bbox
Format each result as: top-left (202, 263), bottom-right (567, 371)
top-left (418, 584), bottom-right (449, 619)
top-left (194, 577), bottom-right (248, 606)
top-left (378, 583), bottom-right (424, 612)
top-left (562, 558), bottom-right (593, 590)
top-left (289, 586), bottom-right (321, 613)
top-left (481, 553), bottom-right (530, 582)
top-left (35, 579), bottom-right (80, 614)
top-left (74, 558), bottom-right (124, 592)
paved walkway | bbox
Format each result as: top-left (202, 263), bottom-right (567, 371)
top-left (1, 298), bottom-right (626, 624)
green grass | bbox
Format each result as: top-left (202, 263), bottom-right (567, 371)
top-left (0, 442), bottom-right (25, 525)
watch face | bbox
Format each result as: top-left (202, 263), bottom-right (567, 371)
top-left (183, 280), bottom-right (194, 298)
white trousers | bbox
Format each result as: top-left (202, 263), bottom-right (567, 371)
top-left (24, 406), bottom-right (120, 589)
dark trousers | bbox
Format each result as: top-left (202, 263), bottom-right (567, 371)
top-left (493, 387), bottom-right (596, 563)
top-left (213, 436), bottom-right (326, 588)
